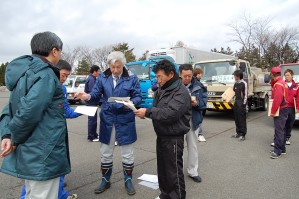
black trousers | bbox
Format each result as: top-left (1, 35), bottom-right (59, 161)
top-left (157, 136), bottom-right (186, 199)
top-left (274, 108), bottom-right (288, 155)
top-left (285, 107), bottom-right (295, 139)
top-left (233, 101), bottom-right (247, 136)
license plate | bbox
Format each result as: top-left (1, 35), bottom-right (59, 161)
top-left (207, 103), bottom-right (214, 109)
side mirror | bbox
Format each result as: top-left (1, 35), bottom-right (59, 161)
top-left (264, 74), bottom-right (270, 83)
top-left (240, 65), bottom-right (246, 72)
top-left (150, 71), bottom-right (156, 78)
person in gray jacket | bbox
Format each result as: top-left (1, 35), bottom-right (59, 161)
top-left (134, 59), bottom-right (191, 199)
top-left (0, 31), bottom-right (70, 199)
top-left (179, 64), bottom-right (208, 183)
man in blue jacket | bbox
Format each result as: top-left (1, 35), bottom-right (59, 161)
top-left (85, 65), bottom-right (100, 142)
top-left (75, 51), bottom-right (141, 196)
top-left (0, 31), bottom-right (70, 199)
top-left (179, 64), bottom-right (208, 183)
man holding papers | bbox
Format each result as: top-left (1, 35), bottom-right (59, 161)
top-left (75, 51), bottom-right (141, 196)
top-left (134, 59), bottom-right (191, 199)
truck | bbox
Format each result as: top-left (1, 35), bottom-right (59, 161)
top-left (63, 75), bottom-right (87, 104)
top-left (125, 56), bottom-right (179, 108)
top-left (193, 59), bottom-right (271, 112)
top-left (146, 46), bottom-right (235, 65)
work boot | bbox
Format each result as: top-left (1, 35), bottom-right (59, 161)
top-left (123, 163), bottom-right (136, 195)
top-left (94, 162), bottom-right (112, 194)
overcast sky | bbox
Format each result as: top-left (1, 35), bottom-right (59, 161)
top-left (0, 0), bottom-right (298, 63)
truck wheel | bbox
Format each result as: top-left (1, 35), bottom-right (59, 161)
top-left (69, 100), bottom-right (76, 105)
top-left (260, 96), bottom-right (269, 111)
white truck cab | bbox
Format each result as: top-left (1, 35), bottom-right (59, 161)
top-left (63, 75), bottom-right (87, 104)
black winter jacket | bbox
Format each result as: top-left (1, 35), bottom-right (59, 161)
top-left (145, 79), bottom-right (191, 137)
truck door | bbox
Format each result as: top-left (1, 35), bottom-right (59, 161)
top-left (239, 62), bottom-right (253, 96)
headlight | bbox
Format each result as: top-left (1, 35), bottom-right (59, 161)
top-left (148, 88), bottom-right (154, 98)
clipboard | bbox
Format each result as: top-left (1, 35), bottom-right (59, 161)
top-left (221, 87), bottom-right (235, 102)
top-left (294, 98), bottom-right (299, 120)
top-left (268, 99), bottom-right (279, 117)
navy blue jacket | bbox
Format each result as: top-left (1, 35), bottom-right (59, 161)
top-left (85, 74), bottom-right (98, 106)
top-left (189, 77), bottom-right (208, 130)
top-left (89, 67), bottom-right (141, 145)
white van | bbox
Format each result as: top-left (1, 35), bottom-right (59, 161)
top-left (63, 75), bottom-right (87, 104)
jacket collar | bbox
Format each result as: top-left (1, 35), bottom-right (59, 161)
top-left (270, 76), bottom-right (283, 87)
top-left (185, 77), bottom-right (202, 93)
top-left (286, 80), bottom-right (297, 89)
top-left (103, 67), bottom-right (129, 78)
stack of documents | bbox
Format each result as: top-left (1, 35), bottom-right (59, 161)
top-left (138, 174), bottom-right (159, 190)
top-left (108, 97), bottom-right (136, 111)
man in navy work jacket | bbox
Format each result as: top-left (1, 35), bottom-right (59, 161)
top-left (0, 31), bottom-right (70, 199)
top-left (75, 51), bottom-right (141, 196)
top-left (85, 65), bottom-right (100, 142)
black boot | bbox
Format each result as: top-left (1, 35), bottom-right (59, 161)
top-left (94, 162), bottom-right (112, 194)
top-left (123, 163), bottom-right (136, 195)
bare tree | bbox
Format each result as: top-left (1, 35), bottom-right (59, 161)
top-left (174, 40), bottom-right (185, 47)
top-left (228, 12), bottom-right (299, 67)
top-left (228, 12), bottom-right (256, 52)
top-left (77, 46), bottom-right (94, 68)
top-left (61, 46), bottom-right (81, 71)
top-left (92, 45), bottom-right (113, 71)
top-left (273, 27), bottom-right (299, 63)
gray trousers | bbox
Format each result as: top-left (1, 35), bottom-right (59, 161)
top-left (100, 125), bottom-right (134, 164)
top-left (25, 177), bottom-right (60, 199)
top-left (185, 127), bottom-right (199, 177)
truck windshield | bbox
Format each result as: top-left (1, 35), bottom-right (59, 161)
top-left (64, 78), bottom-right (74, 87)
top-left (126, 64), bottom-right (150, 79)
top-left (280, 64), bottom-right (299, 83)
top-left (194, 61), bottom-right (237, 84)
top-left (75, 77), bottom-right (87, 87)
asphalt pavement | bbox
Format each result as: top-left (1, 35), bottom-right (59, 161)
top-left (0, 91), bottom-right (299, 199)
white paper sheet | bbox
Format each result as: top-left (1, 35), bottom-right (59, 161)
top-left (108, 97), bottom-right (130, 102)
top-left (138, 181), bottom-right (159, 190)
top-left (74, 106), bottom-right (98, 116)
top-left (115, 100), bottom-right (137, 111)
top-left (138, 174), bottom-right (158, 183)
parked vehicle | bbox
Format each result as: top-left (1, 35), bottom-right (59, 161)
top-left (146, 46), bottom-right (235, 65)
top-left (64, 75), bottom-right (87, 104)
top-left (193, 59), bottom-right (271, 112)
top-left (126, 56), bottom-right (178, 108)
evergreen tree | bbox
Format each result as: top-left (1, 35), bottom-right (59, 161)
top-left (112, 43), bottom-right (136, 63)
top-left (0, 62), bottom-right (8, 86)
top-left (75, 59), bottom-right (90, 75)
top-left (211, 47), bottom-right (234, 55)
top-left (138, 51), bottom-right (148, 61)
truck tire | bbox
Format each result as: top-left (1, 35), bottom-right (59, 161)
top-left (260, 95), bottom-right (269, 111)
top-left (69, 100), bottom-right (76, 105)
